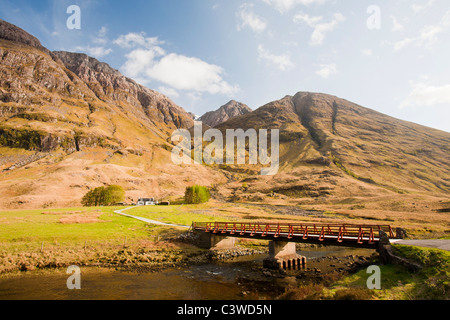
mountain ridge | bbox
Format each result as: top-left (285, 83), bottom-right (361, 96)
top-left (215, 91), bottom-right (450, 197)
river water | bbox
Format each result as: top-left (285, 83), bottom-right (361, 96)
top-left (0, 246), bottom-right (375, 300)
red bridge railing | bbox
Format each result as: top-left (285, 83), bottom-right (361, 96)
top-left (192, 222), bottom-right (396, 245)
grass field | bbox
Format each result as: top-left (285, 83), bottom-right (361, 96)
top-left (0, 203), bottom-right (260, 253)
top-left (0, 207), bottom-right (149, 249)
top-left (0, 205), bottom-right (210, 275)
top-left (1, 200), bottom-right (448, 252)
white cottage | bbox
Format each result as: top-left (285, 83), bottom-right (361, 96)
top-left (137, 197), bottom-right (156, 206)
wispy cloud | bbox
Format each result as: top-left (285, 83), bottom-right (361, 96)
top-left (401, 81), bottom-right (450, 108)
top-left (293, 11), bottom-right (345, 46)
top-left (74, 26), bottom-right (112, 58)
top-left (257, 45), bottom-right (294, 71)
top-left (237, 3), bottom-right (267, 33)
top-left (315, 63), bottom-right (337, 78)
top-left (393, 11), bottom-right (450, 51)
top-left (412, 0), bottom-right (435, 13)
top-left (361, 49), bottom-right (373, 56)
top-left (262, 0), bottom-right (326, 13)
top-left (390, 16), bottom-right (404, 32)
top-left (113, 32), bottom-right (164, 49)
top-left (75, 46), bottom-right (112, 58)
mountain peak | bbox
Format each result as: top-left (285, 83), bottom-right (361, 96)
top-left (53, 51), bottom-right (121, 78)
top-left (200, 100), bottom-right (252, 128)
top-left (0, 19), bottom-right (49, 54)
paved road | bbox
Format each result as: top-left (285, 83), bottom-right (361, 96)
top-left (114, 207), bottom-right (190, 229)
top-left (390, 239), bottom-right (450, 251)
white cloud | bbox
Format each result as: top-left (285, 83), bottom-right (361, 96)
top-left (75, 46), bottom-right (112, 59)
top-left (262, 0), bottom-right (326, 13)
top-left (74, 26), bottom-right (113, 58)
top-left (412, 0), bottom-right (435, 13)
top-left (98, 26), bottom-right (108, 38)
top-left (257, 45), bottom-right (295, 71)
top-left (144, 54), bottom-right (238, 95)
top-left (401, 81), bottom-right (450, 108)
top-left (237, 3), bottom-right (267, 33)
top-left (293, 12), bottom-right (345, 46)
top-left (315, 63), bottom-right (337, 78)
top-left (158, 86), bottom-right (179, 98)
top-left (394, 25), bottom-right (442, 51)
top-left (113, 32), bottom-right (164, 49)
top-left (116, 34), bottom-right (238, 96)
top-left (394, 10), bottom-right (450, 51)
top-left (92, 26), bottom-right (109, 45)
top-left (390, 16), bottom-right (404, 32)
top-left (121, 48), bottom-right (164, 79)
top-left (361, 48), bottom-right (373, 56)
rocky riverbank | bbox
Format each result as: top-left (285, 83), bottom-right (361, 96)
top-left (0, 240), bottom-right (268, 276)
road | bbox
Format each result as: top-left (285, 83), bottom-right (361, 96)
top-left (114, 207), bottom-right (190, 229)
top-left (390, 239), bottom-right (450, 251)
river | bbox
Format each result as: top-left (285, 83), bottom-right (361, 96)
top-left (0, 246), bottom-right (375, 300)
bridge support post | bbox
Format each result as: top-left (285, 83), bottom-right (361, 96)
top-left (194, 231), bottom-right (236, 250)
top-left (263, 241), bottom-right (306, 270)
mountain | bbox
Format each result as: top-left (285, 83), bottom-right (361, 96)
top-left (0, 19), bottom-right (225, 209)
top-left (1, 19), bottom-right (449, 212)
top-left (199, 100), bottom-right (252, 128)
top-left (215, 92), bottom-right (450, 201)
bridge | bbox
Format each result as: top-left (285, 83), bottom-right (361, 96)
top-left (192, 222), bottom-right (403, 270)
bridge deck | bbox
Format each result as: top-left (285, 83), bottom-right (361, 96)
top-left (193, 222), bottom-right (397, 248)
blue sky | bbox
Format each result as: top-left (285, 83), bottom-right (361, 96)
top-left (1, 0), bottom-right (449, 132)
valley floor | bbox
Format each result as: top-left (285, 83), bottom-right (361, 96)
top-left (0, 201), bottom-right (448, 300)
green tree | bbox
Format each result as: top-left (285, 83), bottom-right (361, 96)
top-left (81, 185), bottom-right (125, 206)
top-left (185, 185), bottom-right (211, 204)
top-left (106, 185), bottom-right (125, 204)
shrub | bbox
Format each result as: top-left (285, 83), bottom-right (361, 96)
top-left (185, 185), bottom-right (211, 204)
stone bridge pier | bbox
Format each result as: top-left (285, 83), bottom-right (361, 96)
top-left (195, 232), bottom-right (237, 250)
top-left (194, 232), bottom-right (306, 270)
top-left (263, 241), bottom-right (307, 270)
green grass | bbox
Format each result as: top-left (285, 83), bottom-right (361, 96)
top-left (0, 205), bottom-right (215, 274)
top-left (324, 244), bottom-right (450, 300)
top-left (0, 203), bottom-right (236, 253)
top-left (0, 207), bottom-right (151, 250)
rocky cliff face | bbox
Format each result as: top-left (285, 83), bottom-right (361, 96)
top-left (0, 19), bottom-right (225, 209)
top-left (0, 19), bottom-right (194, 155)
top-left (199, 100), bottom-right (251, 128)
top-left (53, 51), bottom-right (194, 131)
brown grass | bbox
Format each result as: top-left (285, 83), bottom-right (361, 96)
top-left (59, 211), bottom-right (106, 224)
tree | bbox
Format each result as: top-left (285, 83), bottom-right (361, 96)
top-left (185, 185), bottom-right (211, 204)
top-left (106, 185), bottom-right (125, 204)
top-left (81, 185), bottom-right (125, 207)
